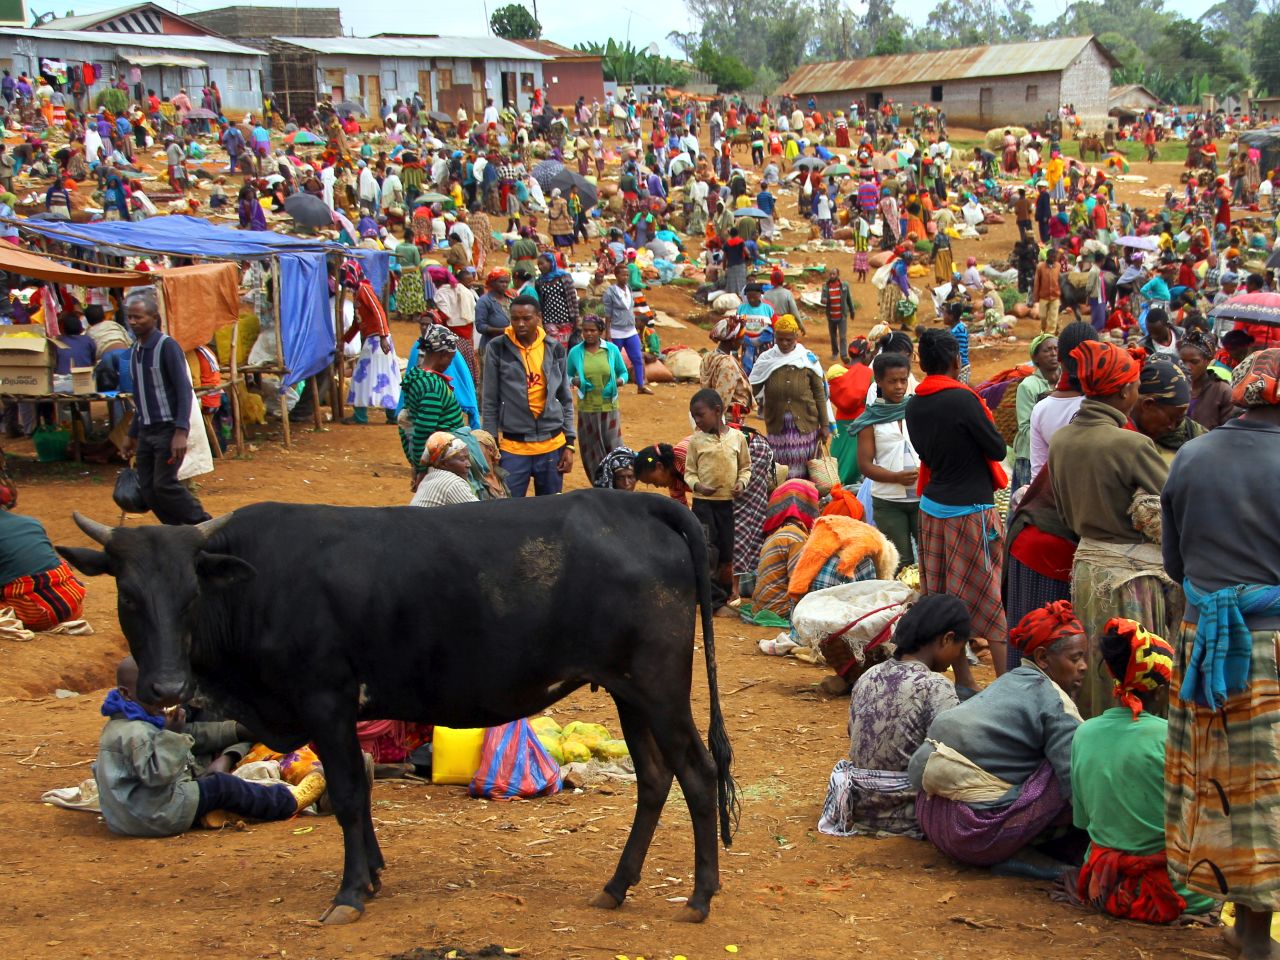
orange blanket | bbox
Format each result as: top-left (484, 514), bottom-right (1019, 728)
top-left (788, 516), bottom-right (896, 599)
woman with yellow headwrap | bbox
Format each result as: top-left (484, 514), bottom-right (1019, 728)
top-left (747, 315), bottom-right (830, 482)
top-left (1070, 618), bottom-right (1213, 923)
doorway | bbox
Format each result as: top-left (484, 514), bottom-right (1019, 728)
top-left (979, 86), bottom-right (993, 123)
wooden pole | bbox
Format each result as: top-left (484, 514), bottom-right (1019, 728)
top-left (229, 316), bottom-right (244, 454)
top-left (333, 267), bottom-right (346, 421)
top-left (271, 258), bottom-right (291, 449)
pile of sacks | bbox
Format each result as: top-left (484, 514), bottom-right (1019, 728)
top-left (531, 717), bottom-right (630, 765)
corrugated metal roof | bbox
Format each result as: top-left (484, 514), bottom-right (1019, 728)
top-left (1108, 83), bottom-right (1159, 104)
top-left (276, 35), bottom-right (550, 61)
top-left (510, 38), bottom-right (599, 59)
top-left (780, 36), bottom-right (1112, 96)
top-left (0, 25), bottom-right (262, 57)
top-left (36, 5), bottom-right (143, 31)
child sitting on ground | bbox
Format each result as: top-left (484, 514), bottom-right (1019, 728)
top-left (96, 656), bottom-right (325, 836)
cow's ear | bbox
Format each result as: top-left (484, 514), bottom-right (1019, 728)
top-left (196, 552), bottom-right (257, 588)
top-left (56, 545), bottom-right (113, 577)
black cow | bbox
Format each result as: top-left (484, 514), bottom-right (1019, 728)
top-left (59, 492), bottom-right (737, 924)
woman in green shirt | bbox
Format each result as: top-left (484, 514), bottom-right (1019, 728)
top-left (566, 315), bottom-right (629, 481)
top-left (1070, 618), bottom-right (1214, 922)
top-left (398, 325), bottom-right (466, 469)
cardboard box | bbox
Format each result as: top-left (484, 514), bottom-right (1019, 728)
top-left (71, 367), bottom-right (95, 396)
top-left (0, 333), bottom-right (55, 397)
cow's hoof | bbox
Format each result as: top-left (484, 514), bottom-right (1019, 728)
top-left (366, 874), bottom-right (382, 897)
top-left (319, 903), bottom-right (364, 925)
top-left (673, 905), bottom-right (708, 924)
top-left (588, 891), bottom-right (623, 910)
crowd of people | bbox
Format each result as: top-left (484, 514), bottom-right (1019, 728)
top-left (3, 70), bottom-right (1280, 957)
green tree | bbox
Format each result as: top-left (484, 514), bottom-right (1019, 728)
top-left (872, 28), bottom-right (906, 55)
top-left (694, 39), bottom-right (755, 91)
top-left (489, 3), bottom-right (541, 40)
top-left (1253, 10), bottom-right (1280, 93)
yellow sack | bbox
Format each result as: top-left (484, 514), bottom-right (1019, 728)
top-left (431, 726), bottom-right (485, 785)
top-left (562, 721), bottom-right (611, 741)
top-left (560, 737), bottom-right (592, 763)
top-left (536, 734), bottom-right (565, 765)
top-left (530, 716), bottom-right (562, 737)
top-left (594, 739), bottom-right (631, 760)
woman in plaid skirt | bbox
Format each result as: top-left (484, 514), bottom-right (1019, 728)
top-left (905, 328), bottom-right (1010, 673)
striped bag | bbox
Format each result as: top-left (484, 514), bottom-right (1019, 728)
top-left (469, 719), bottom-right (563, 799)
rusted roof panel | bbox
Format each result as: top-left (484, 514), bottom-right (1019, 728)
top-left (779, 36), bottom-right (1112, 96)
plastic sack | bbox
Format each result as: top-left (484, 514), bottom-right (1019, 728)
top-left (468, 719), bottom-right (563, 799)
top-left (113, 466), bottom-right (148, 513)
top-left (653, 258), bottom-right (677, 284)
top-left (791, 579), bottom-right (916, 661)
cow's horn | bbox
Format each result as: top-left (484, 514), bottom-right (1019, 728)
top-left (195, 512), bottom-right (233, 541)
top-left (72, 512), bottom-right (114, 546)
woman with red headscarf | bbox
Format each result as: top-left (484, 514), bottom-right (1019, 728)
top-left (1048, 339), bottom-right (1173, 718)
top-left (908, 601), bottom-right (1088, 875)
top-left (1069, 618), bottom-right (1214, 923)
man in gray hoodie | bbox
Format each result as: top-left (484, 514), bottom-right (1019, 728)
top-left (481, 295), bottom-right (576, 496)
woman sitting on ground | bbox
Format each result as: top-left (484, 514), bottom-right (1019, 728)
top-left (751, 479), bottom-right (821, 619)
top-left (1070, 618), bottom-right (1215, 923)
top-left (909, 601), bottom-right (1088, 876)
top-left (410, 432), bottom-right (478, 508)
top-left (0, 477), bottom-right (86, 631)
top-left (819, 594), bottom-right (971, 839)
top-left (593, 446), bottom-right (637, 490)
top-left (788, 513), bottom-right (901, 693)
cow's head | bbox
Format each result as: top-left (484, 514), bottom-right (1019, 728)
top-left (57, 512), bottom-right (256, 707)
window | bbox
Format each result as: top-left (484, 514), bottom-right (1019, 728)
top-left (520, 71), bottom-right (534, 92)
top-left (1026, 84), bottom-right (1039, 103)
top-left (382, 70), bottom-right (396, 92)
top-left (228, 68), bottom-right (251, 90)
top-left (930, 85), bottom-right (943, 102)
top-left (437, 68), bottom-right (452, 90)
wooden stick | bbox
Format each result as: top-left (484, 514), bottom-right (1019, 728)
top-left (271, 258), bottom-right (290, 449)
top-left (229, 314), bottom-right (243, 454)
top-left (333, 270), bottom-right (346, 421)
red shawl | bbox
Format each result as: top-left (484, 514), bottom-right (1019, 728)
top-left (912, 374), bottom-right (1009, 497)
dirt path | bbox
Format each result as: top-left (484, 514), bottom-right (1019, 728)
top-left (0, 138), bottom-right (1222, 959)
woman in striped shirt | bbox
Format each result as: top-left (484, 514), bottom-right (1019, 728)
top-left (398, 324), bottom-right (465, 469)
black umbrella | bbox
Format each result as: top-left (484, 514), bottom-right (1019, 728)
top-left (1267, 247), bottom-right (1280, 270)
top-left (284, 193), bottom-right (333, 228)
top-left (336, 99), bottom-right (366, 117)
top-left (427, 110), bottom-right (452, 124)
top-left (531, 159), bottom-right (565, 190)
top-left (547, 169), bottom-right (596, 209)
top-left (793, 157), bottom-right (825, 170)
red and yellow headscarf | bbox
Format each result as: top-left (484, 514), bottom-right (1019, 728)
top-left (1070, 340), bottom-right (1141, 398)
top-left (1231, 347), bottom-right (1280, 408)
top-left (1009, 600), bottom-right (1083, 659)
top-left (1103, 618), bottom-right (1174, 719)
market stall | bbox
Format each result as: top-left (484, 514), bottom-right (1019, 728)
top-left (4, 216), bottom-right (391, 448)
top-left (0, 243), bottom-right (241, 463)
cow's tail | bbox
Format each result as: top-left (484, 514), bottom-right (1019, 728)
top-left (665, 499), bottom-right (739, 848)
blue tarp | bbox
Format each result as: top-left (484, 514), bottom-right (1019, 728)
top-left (9, 216), bottom-right (390, 386)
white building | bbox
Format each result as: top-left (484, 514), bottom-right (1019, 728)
top-left (269, 35), bottom-right (550, 121)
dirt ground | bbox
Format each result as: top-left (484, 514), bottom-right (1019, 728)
top-left (0, 131), bottom-right (1231, 960)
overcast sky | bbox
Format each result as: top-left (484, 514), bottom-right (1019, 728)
top-left (59, 0), bottom-right (1215, 59)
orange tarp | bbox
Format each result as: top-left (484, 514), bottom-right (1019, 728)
top-left (154, 262), bottom-right (241, 353)
top-left (0, 244), bottom-right (151, 286)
